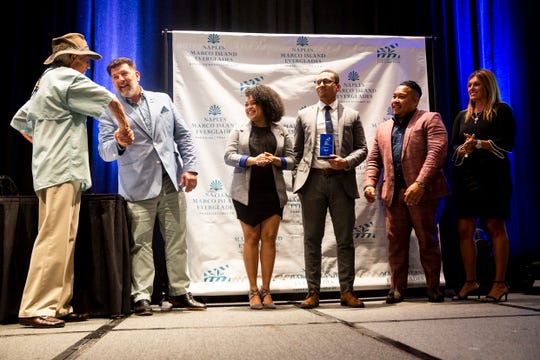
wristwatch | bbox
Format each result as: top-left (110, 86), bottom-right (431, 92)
top-left (475, 140), bottom-right (482, 149)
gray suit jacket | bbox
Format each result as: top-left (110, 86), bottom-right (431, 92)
top-left (224, 121), bottom-right (295, 207)
top-left (293, 102), bottom-right (368, 198)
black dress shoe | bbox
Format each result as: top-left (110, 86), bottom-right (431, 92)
top-left (385, 290), bottom-right (404, 304)
top-left (59, 313), bottom-right (89, 322)
top-left (19, 316), bottom-right (65, 328)
top-left (168, 292), bottom-right (207, 310)
top-left (133, 299), bottom-right (153, 316)
top-left (427, 287), bottom-right (445, 303)
top-left (428, 295), bottom-right (444, 303)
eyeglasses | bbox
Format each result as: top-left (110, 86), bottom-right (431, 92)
top-left (314, 79), bottom-right (335, 86)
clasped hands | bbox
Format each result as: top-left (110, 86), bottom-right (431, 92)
top-left (253, 152), bottom-right (276, 167)
top-left (459, 133), bottom-right (477, 157)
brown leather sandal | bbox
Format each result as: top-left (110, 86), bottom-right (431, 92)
top-left (249, 289), bottom-right (263, 310)
top-left (260, 288), bottom-right (276, 309)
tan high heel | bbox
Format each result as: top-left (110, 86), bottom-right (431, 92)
top-left (260, 288), bottom-right (276, 309)
top-left (481, 281), bottom-right (509, 303)
top-left (452, 280), bottom-right (480, 301)
top-left (249, 289), bottom-right (263, 310)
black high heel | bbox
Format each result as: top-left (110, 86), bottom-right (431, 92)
top-left (452, 280), bottom-right (480, 301)
top-left (481, 281), bottom-right (508, 303)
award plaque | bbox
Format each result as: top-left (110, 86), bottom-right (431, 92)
top-left (318, 133), bottom-right (335, 159)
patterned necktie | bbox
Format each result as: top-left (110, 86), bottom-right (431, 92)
top-left (324, 105), bottom-right (333, 134)
top-left (139, 99), bottom-right (152, 132)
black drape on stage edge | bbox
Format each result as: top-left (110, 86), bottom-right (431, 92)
top-left (0, 195), bottom-right (131, 324)
top-left (72, 195), bottom-right (132, 318)
top-left (0, 198), bottom-right (37, 323)
top-left (3, 0), bottom-right (539, 292)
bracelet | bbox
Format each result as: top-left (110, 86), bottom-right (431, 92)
top-left (415, 181), bottom-right (425, 189)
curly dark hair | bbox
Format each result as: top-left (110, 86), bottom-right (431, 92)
top-left (244, 84), bottom-right (285, 123)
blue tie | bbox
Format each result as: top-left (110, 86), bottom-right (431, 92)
top-left (324, 105), bottom-right (333, 134)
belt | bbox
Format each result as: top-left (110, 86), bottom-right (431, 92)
top-left (311, 168), bottom-right (343, 176)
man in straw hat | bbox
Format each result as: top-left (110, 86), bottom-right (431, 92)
top-left (10, 32), bottom-right (134, 328)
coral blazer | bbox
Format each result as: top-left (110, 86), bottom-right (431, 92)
top-left (363, 109), bottom-right (450, 206)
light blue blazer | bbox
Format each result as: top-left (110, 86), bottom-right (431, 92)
top-left (224, 121), bottom-right (295, 207)
top-left (98, 89), bottom-right (198, 202)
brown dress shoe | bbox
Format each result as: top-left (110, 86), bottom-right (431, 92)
top-left (299, 290), bottom-right (319, 308)
top-left (340, 291), bottom-right (365, 308)
top-left (59, 313), bottom-right (89, 322)
top-left (19, 316), bottom-right (65, 328)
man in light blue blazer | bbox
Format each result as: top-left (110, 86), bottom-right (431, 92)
top-left (293, 69), bottom-right (368, 308)
top-left (98, 58), bottom-right (206, 315)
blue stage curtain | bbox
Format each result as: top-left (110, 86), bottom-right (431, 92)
top-left (75, 0), bottom-right (168, 194)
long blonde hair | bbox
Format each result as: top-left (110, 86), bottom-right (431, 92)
top-left (465, 68), bottom-right (502, 122)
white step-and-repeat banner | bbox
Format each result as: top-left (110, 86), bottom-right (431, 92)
top-left (171, 31), bottom-right (441, 295)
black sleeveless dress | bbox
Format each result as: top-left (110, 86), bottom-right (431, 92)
top-left (233, 126), bottom-right (282, 226)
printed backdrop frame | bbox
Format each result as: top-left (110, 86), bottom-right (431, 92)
top-left (169, 30), bottom-right (442, 295)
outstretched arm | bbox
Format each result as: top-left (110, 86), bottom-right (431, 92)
top-left (108, 98), bottom-right (134, 146)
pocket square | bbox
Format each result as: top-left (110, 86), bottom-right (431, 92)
top-left (160, 106), bottom-right (169, 114)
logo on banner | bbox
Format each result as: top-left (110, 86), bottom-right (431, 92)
top-left (280, 36), bottom-right (327, 65)
top-left (207, 33), bottom-right (221, 44)
top-left (354, 221), bottom-right (375, 239)
top-left (296, 36), bottom-right (309, 46)
top-left (203, 264), bottom-right (231, 282)
top-left (188, 33), bottom-right (238, 66)
top-left (208, 104), bottom-right (221, 116)
top-left (192, 179), bottom-right (234, 215)
top-left (286, 193), bottom-right (302, 217)
top-left (240, 76), bottom-right (265, 92)
top-left (377, 42), bottom-right (400, 63)
top-left (338, 70), bottom-right (377, 104)
top-left (190, 104), bottom-right (234, 140)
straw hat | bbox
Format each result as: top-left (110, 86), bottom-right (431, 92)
top-left (43, 33), bottom-right (102, 65)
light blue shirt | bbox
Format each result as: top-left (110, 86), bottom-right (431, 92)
top-left (10, 65), bottom-right (114, 192)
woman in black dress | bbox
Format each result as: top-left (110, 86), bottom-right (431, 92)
top-left (224, 85), bottom-right (295, 309)
top-left (451, 69), bottom-right (516, 302)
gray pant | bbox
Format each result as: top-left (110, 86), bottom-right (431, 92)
top-left (128, 176), bottom-right (190, 303)
top-left (299, 172), bottom-right (356, 293)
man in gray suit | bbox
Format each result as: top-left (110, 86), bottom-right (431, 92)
top-left (98, 58), bottom-right (206, 315)
top-left (293, 69), bottom-right (368, 308)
